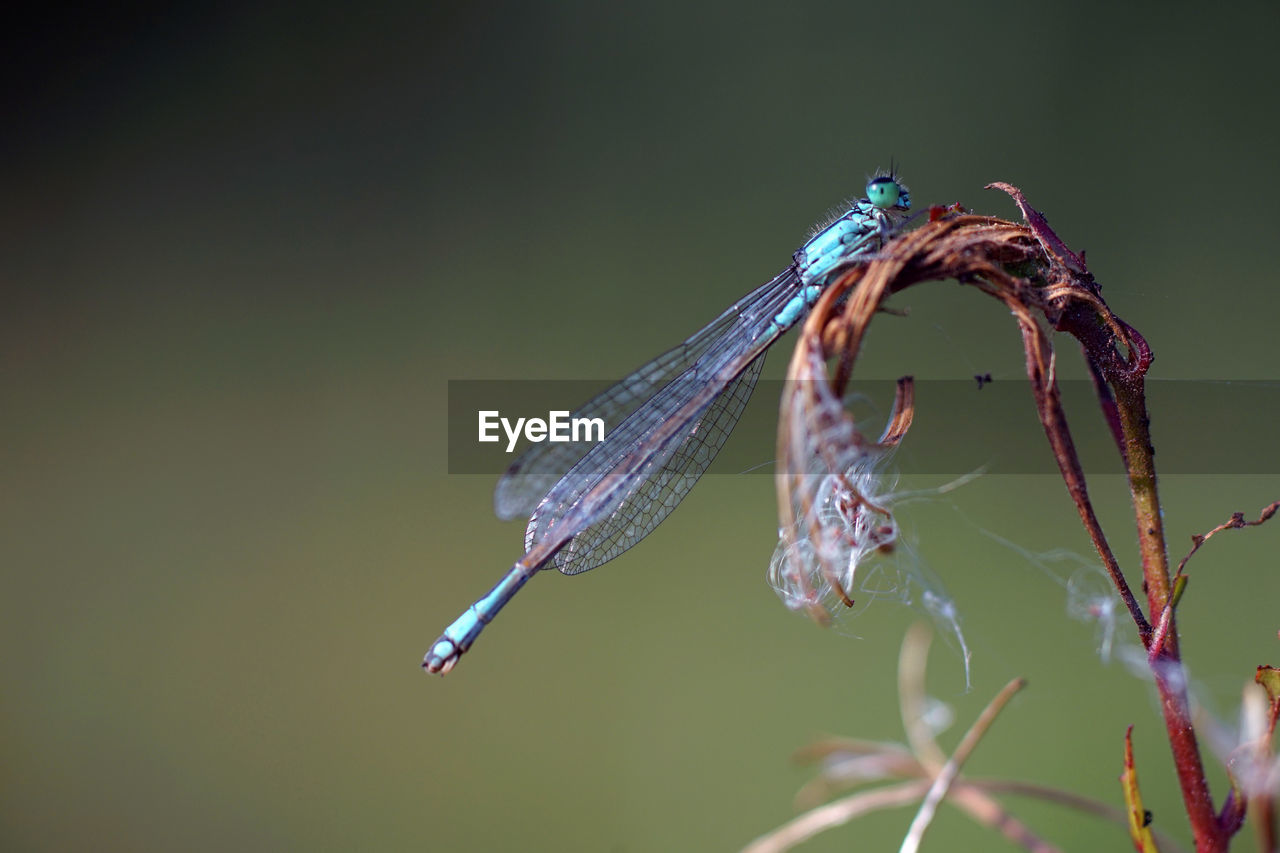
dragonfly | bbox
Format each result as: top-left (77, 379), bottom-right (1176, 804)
top-left (424, 172), bottom-right (912, 674)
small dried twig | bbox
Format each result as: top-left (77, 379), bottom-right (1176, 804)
top-left (1176, 502), bottom-right (1280, 576)
top-left (1150, 502), bottom-right (1279, 660)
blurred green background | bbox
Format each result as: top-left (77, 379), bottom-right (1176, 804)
top-left (4, 3), bottom-right (1278, 851)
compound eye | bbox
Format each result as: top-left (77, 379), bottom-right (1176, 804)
top-left (865, 177), bottom-right (901, 209)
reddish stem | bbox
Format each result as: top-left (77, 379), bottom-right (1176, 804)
top-left (992, 183), bottom-right (1229, 850)
top-left (1056, 275), bottom-right (1226, 853)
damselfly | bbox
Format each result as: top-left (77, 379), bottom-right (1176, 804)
top-left (424, 172), bottom-right (912, 674)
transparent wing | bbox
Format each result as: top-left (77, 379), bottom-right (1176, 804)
top-left (493, 267), bottom-right (798, 520)
top-left (547, 352), bottom-right (768, 574)
top-left (521, 258), bottom-right (804, 573)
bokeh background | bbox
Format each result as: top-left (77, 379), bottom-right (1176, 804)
top-left (4, 3), bottom-right (1278, 851)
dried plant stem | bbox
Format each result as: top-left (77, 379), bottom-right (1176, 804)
top-left (975, 780), bottom-right (1190, 853)
top-left (755, 620), bottom-right (1200, 852)
top-left (743, 781), bottom-right (932, 853)
top-left (771, 185), bottom-right (1244, 850)
top-left (900, 677), bottom-right (1027, 853)
top-left (746, 778), bottom-right (1068, 853)
top-left (947, 786), bottom-right (1061, 853)
top-left (899, 621), bottom-right (947, 771)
